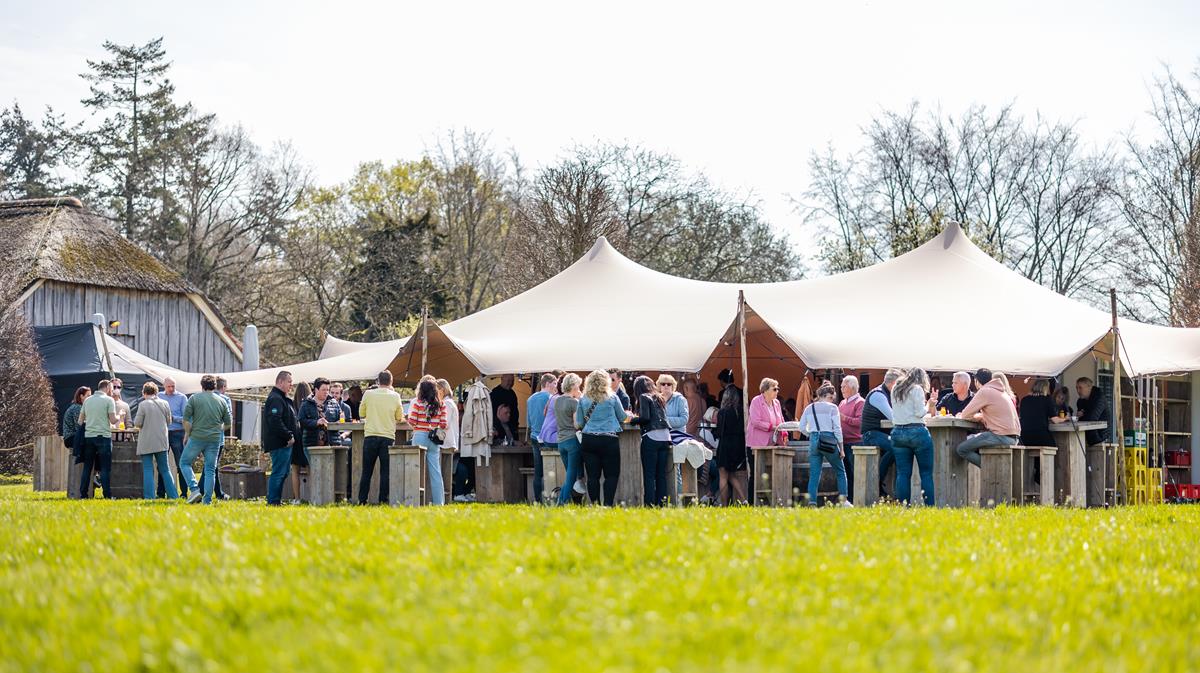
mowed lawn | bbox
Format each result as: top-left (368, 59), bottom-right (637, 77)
top-left (0, 484), bottom-right (1198, 673)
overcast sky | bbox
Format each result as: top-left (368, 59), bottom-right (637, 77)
top-left (3, 0), bottom-right (1198, 247)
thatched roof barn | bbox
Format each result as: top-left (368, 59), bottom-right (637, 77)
top-left (1, 197), bottom-right (242, 372)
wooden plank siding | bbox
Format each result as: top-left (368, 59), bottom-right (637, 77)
top-left (21, 280), bottom-right (240, 374)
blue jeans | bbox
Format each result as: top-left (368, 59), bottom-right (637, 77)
top-left (267, 447), bottom-right (292, 504)
top-left (862, 429), bottom-right (894, 490)
top-left (159, 429), bottom-right (187, 497)
top-left (891, 424), bottom-right (934, 505)
top-left (80, 436), bottom-right (112, 498)
top-left (640, 437), bottom-right (671, 506)
top-left (556, 437), bottom-right (582, 505)
top-left (412, 431), bottom-right (444, 505)
top-left (181, 437), bottom-right (222, 504)
top-left (807, 431), bottom-right (847, 504)
top-left (198, 437), bottom-right (225, 499)
top-left (531, 440), bottom-right (547, 503)
top-left (142, 452), bottom-right (178, 499)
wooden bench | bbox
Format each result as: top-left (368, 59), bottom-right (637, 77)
top-left (979, 446), bottom-right (1013, 507)
top-left (672, 461), bottom-right (699, 507)
top-left (852, 445), bottom-right (879, 506)
top-left (519, 467), bottom-right (536, 504)
top-left (387, 445), bottom-right (425, 507)
top-left (1010, 445), bottom-right (1056, 505)
top-left (751, 445), bottom-right (796, 507)
top-left (307, 445), bottom-right (350, 505)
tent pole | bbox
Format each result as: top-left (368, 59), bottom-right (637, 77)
top-left (91, 313), bottom-right (115, 379)
top-left (738, 291), bottom-right (750, 423)
top-left (1110, 288), bottom-right (1124, 504)
top-left (420, 305), bottom-right (429, 378)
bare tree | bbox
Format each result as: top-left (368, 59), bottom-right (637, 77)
top-left (799, 102), bottom-right (1121, 306)
top-left (429, 130), bottom-right (516, 316)
top-left (1116, 63), bottom-right (1200, 326)
top-left (1014, 120), bottom-right (1116, 298)
top-left (502, 154), bottom-right (622, 296)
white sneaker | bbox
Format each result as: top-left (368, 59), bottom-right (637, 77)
top-left (289, 499), bottom-right (301, 505)
top-left (839, 500), bottom-right (855, 508)
top-left (573, 479), bottom-right (587, 495)
top-left (453, 494), bottom-right (470, 503)
top-left (187, 492), bottom-right (203, 504)
top-left (465, 493), bottom-right (477, 503)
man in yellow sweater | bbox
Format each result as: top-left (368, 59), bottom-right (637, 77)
top-left (358, 370), bottom-right (405, 504)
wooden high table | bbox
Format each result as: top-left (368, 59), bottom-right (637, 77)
top-left (882, 417), bottom-right (982, 507)
top-left (1049, 421), bottom-right (1107, 508)
top-left (475, 444), bottom-right (535, 503)
top-left (329, 422), bottom-right (412, 504)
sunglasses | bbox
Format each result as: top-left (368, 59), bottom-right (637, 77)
top-left (660, 383), bottom-right (674, 387)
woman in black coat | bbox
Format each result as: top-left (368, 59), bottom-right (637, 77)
top-left (715, 386), bottom-right (748, 505)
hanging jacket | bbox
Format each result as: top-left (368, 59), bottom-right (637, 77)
top-left (461, 380), bottom-right (494, 462)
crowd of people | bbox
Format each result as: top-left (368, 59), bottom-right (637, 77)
top-left (60, 362), bottom-right (1111, 508)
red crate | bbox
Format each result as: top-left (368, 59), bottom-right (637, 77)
top-left (1165, 483), bottom-right (1183, 499)
top-left (1166, 450), bottom-right (1191, 467)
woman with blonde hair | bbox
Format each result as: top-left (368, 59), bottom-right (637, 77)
top-left (575, 369), bottom-right (632, 505)
top-left (889, 367), bottom-right (934, 505)
top-left (553, 373), bottom-right (585, 505)
top-left (993, 372), bottom-right (1017, 409)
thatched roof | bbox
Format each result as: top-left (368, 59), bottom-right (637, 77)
top-left (0, 197), bottom-right (196, 294)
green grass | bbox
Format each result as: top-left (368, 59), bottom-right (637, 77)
top-left (0, 485), bottom-right (1198, 672)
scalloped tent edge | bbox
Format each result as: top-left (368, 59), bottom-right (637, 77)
top-left (101, 226), bottom-right (1200, 392)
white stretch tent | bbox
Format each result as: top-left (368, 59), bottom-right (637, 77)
top-left (100, 223), bottom-right (1200, 392)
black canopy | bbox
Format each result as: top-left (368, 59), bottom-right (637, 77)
top-left (34, 323), bottom-right (153, 425)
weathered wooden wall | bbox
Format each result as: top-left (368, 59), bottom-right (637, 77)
top-left (22, 280), bottom-right (240, 373)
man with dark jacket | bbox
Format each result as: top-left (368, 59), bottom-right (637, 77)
top-left (490, 374), bottom-right (520, 439)
top-left (263, 370), bottom-right (300, 505)
top-left (1075, 377), bottom-right (1112, 445)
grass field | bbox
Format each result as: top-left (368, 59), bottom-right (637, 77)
top-left (0, 484), bottom-right (1198, 672)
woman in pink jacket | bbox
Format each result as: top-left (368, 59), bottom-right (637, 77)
top-left (746, 378), bottom-right (786, 448)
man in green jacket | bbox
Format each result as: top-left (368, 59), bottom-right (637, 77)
top-left (181, 374), bottom-right (232, 504)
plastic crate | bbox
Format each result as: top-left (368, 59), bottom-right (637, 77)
top-left (1164, 483), bottom-right (1182, 499)
top-left (1124, 447), bottom-right (1148, 468)
top-left (1130, 486), bottom-right (1148, 505)
top-left (1166, 450), bottom-right (1191, 467)
top-left (1148, 467), bottom-right (1162, 487)
top-left (1126, 465), bottom-right (1148, 489)
top-left (1185, 484), bottom-right (1200, 500)
top-left (1148, 483), bottom-right (1163, 504)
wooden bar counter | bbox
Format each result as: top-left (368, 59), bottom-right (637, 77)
top-left (883, 417), bottom-right (981, 507)
top-left (331, 422), bottom-right (411, 505)
top-left (1050, 421), bottom-right (1107, 508)
top-left (475, 444), bottom-right (535, 503)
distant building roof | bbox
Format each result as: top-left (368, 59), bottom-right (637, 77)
top-left (0, 196), bottom-right (196, 294)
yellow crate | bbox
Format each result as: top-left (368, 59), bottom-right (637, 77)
top-left (1147, 467), bottom-right (1162, 487)
top-left (1148, 485), bottom-right (1164, 504)
top-left (1125, 465), bottom-right (1148, 489)
top-left (1130, 486), bottom-right (1148, 505)
top-left (1123, 447), bottom-right (1148, 468)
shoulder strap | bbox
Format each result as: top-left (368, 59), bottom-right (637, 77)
top-left (812, 403), bottom-right (822, 432)
top-left (582, 397), bottom-right (598, 428)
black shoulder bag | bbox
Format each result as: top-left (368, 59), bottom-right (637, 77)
top-left (812, 403), bottom-right (839, 456)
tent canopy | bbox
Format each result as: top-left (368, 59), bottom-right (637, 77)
top-left (84, 224), bottom-right (1200, 392)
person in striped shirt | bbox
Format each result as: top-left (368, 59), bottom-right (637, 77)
top-left (408, 379), bottom-right (449, 505)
